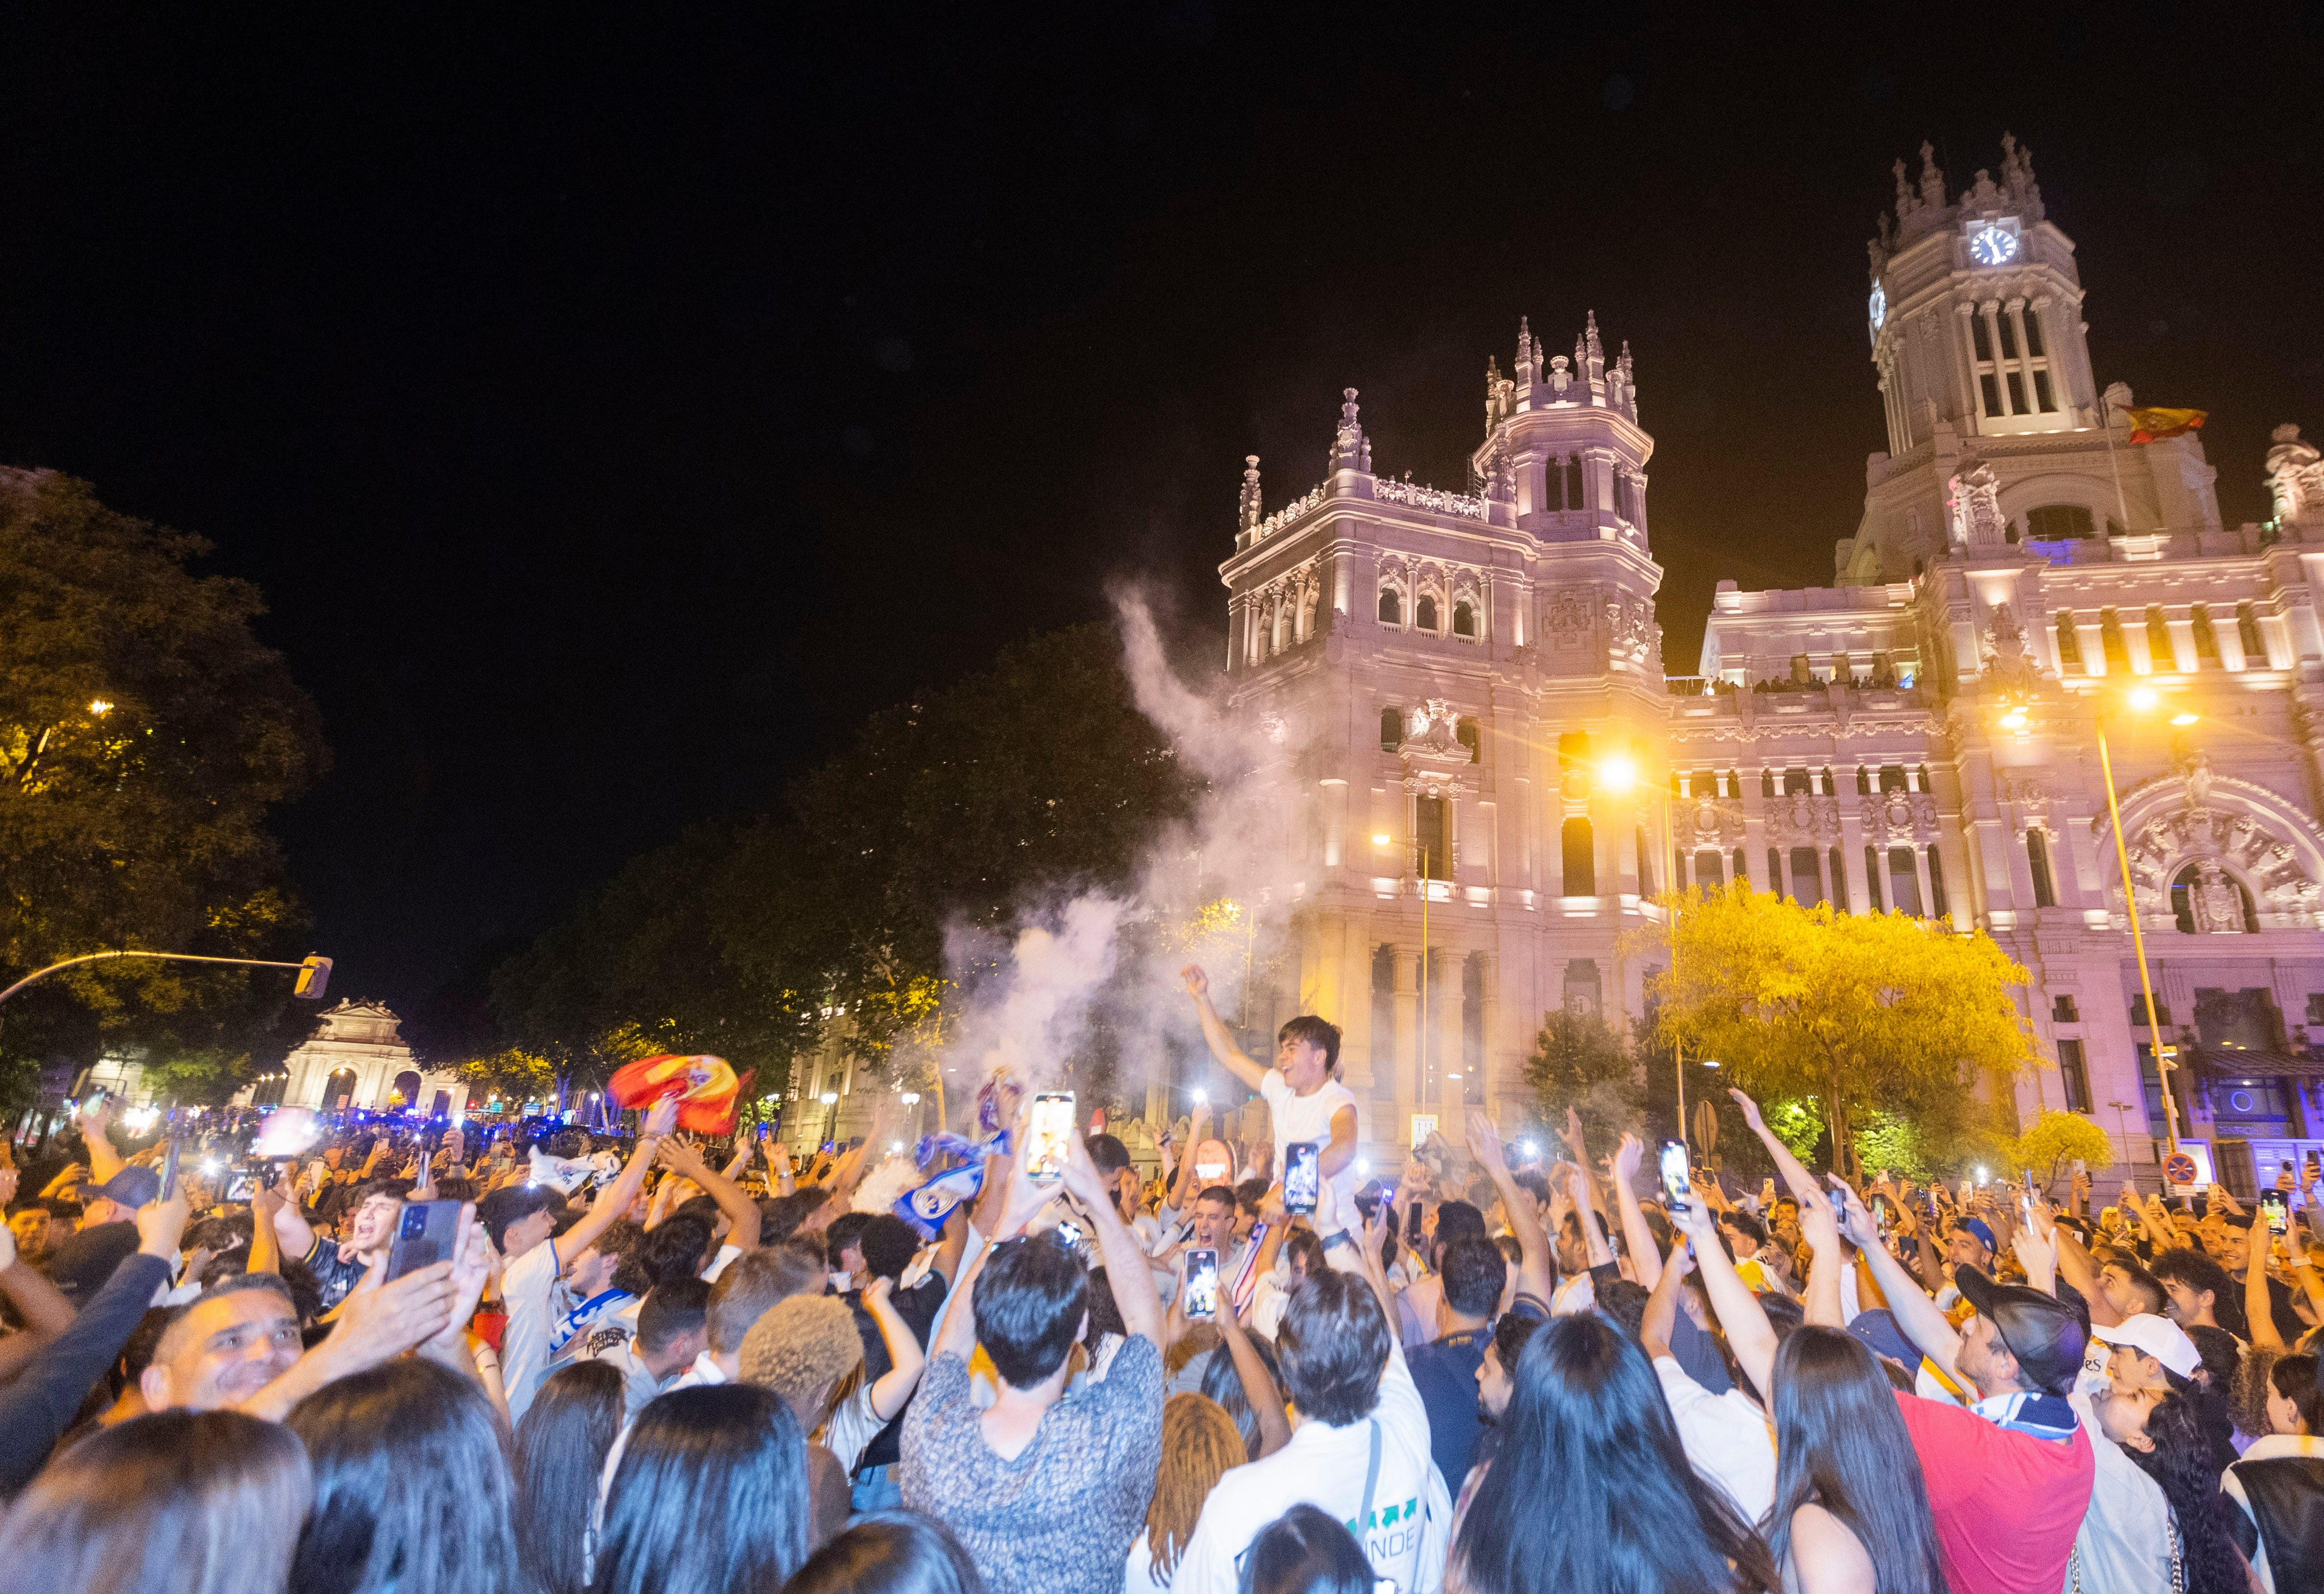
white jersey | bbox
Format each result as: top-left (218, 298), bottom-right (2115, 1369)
top-left (1260, 1069), bottom-right (1360, 1240)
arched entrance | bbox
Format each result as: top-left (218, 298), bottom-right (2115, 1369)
top-left (389, 1070), bottom-right (422, 1110)
top-left (430, 1089), bottom-right (453, 1118)
top-left (324, 1068), bottom-right (359, 1109)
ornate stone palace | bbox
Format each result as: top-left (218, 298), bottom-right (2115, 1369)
top-left (1221, 136), bottom-right (2324, 1191)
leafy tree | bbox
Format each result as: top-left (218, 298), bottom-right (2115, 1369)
top-left (0, 470), bottom-right (325, 1101)
top-left (1630, 885), bottom-right (2035, 1178)
top-left (2008, 1107), bottom-right (2115, 1193)
top-left (1523, 1008), bottom-right (1642, 1148)
top-left (456, 1047), bottom-right (560, 1113)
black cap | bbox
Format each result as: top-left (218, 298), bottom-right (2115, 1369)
top-left (1954, 1266), bottom-right (2087, 1397)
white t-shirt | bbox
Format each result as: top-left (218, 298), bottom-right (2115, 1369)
top-left (669, 1348), bottom-right (729, 1391)
top-left (1259, 1069), bottom-right (1360, 1241)
top-left (501, 1237), bottom-right (566, 1425)
top-left (2066, 1386), bottom-right (2174, 1593)
top-left (1171, 1343), bottom-right (1450, 1594)
top-left (702, 1242), bottom-right (742, 1282)
top-left (822, 1382), bottom-right (885, 1475)
top-left (1651, 1356), bottom-right (1775, 1523)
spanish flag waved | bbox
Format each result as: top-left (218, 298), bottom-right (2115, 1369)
top-left (2117, 404), bottom-right (2207, 444)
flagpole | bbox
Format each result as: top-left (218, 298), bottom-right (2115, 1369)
top-left (2102, 399), bottom-right (2134, 531)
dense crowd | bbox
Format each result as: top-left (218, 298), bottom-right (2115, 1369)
top-left (2, 961), bottom-right (2322, 1593)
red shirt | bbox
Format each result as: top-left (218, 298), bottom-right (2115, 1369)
top-left (1892, 1390), bottom-right (2093, 1594)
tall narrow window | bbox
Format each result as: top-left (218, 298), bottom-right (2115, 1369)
top-left (1416, 595), bottom-right (1440, 632)
top-left (1378, 588), bottom-right (1401, 625)
top-left (1415, 797), bottom-right (1450, 879)
top-left (1927, 844), bottom-right (1950, 921)
top-left (1557, 732), bottom-right (1592, 788)
top-left (1767, 848), bottom-right (1785, 897)
top-left (2055, 612), bottom-right (2083, 671)
top-left (2191, 606), bottom-right (2219, 664)
top-left (1791, 846), bottom-right (1825, 906)
top-left (1455, 718), bottom-right (1481, 765)
top-left (2100, 609), bottom-right (2131, 671)
top-left (1888, 846), bottom-right (1923, 917)
top-left (1635, 826), bottom-right (1654, 895)
top-left (1731, 848), bottom-right (1748, 886)
top-left (1460, 954), bottom-right (1487, 1106)
top-left (1380, 707), bottom-right (1404, 751)
top-left (1761, 768), bottom-right (1778, 798)
top-left (1452, 602), bottom-right (1476, 637)
top-left (1856, 766), bottom-right (1873, 795)
top-left (2146, 607), bottom-right (2175, 671)
top-left (1695, 849), bottom-right (1725, 888)
top-left (2237, 603), bottom-right (2268, 666)
top-left (2027, 829), bottom-right (2058, 909)
top-left (1828, 847), bottom-right (1850, 913)
top-left (1562, 818), bottom-right (1596, 896)
top-left (1673, 850), bottom-right (1688, 891)
top-left (2057, 1040), bottom-right (2092, 1113)
top-left (1864, 846), bottom-right (1885, 913)
top-left (1564, 456), bottom-right (1585, 510)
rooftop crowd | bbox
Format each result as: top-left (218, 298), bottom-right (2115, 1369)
top-left (2, 961), bottom-right (2322, 1593)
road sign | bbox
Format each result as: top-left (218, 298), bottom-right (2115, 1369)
top-left (2164, 1150), bottom-right (2200, 1191)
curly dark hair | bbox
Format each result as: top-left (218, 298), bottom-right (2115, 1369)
top-left (2126, 1392), bottom-right (2250, 1594)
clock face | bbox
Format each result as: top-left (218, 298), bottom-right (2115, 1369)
top-left (1868, 282), bottom-right (1887, 330)
top-left (1969, 224), bottom-right (2019, 266)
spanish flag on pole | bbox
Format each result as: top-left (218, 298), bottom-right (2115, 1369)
top-left (2116, 403), bottom-right (2207, 444)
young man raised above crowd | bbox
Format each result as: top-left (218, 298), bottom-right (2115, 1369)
top-left (1181, 963), bottom-right (1361, 1268)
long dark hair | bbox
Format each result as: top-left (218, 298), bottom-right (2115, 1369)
top-left (286, 1357), bottom-right (524, 1594)
top-left (515, 1361), bottom-right (627, 1594)
top-left (1452, 1313), bottom-right (1777, 1594)
top-left (0, 1410), bottom-right (311, 1594)
top-left (592, 1384), bottom-right (811, 1594)
top-left (2128, 1394), bottom-right (2250, 1594)
top-left (1765, 1326), bottom-right (1949, 1594)
top-left (782, 1510), bottom-right (987, 1594)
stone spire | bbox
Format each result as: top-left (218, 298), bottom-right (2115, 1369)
top-left (1893, 156), bottom-right (1917, 224)
top-left (1329, 388), bottom-right (1371, 474)
top-left (1999, 132), bottom-right (2045, 222)
top-left (1239, 455), bottom-right (1263, 532)
top-left (1916, 140), bottom-right (1947, 211)
top-left (1615, 340), bottom-right (1637, 420)
top-left (1515, 316), bottom-right (1535, 385)
top-left (1583, 311), bottom-right (1605, 390)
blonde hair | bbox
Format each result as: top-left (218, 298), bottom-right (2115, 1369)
top-left (739, 1294), bottom-right (863, 1433)
top-left (1143, 1393), bottom-right (1247, 1583)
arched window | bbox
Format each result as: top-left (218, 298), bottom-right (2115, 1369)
top-left (2171, 862), bottom-right (2259, 934)
top-left (1378, 587), bottom-right (1402, 625)
top-left (1452, 602), bottom-right (1476, 637)
top-left (1416, 594), bottom-right (1440, 632)
top-left (1561, 817), bottom-right (1596, 896)
top-left (1380, 707), bottom-right (1404, 751)
top-left (2026, 829), bottom-right (2057, 909)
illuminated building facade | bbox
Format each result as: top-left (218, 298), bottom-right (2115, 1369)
top-left (1222, 136), bottom-right (2324, 1190)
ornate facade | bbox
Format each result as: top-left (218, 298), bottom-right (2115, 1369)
top-left (1220, 137), bottom-right (2324, 1191)
top-left (262, 1000), bottom-right (465, 1115)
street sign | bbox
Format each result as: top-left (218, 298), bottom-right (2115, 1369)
top-left (1409, 1114), bottom-right (1439, 1147)
top-left (2164, 1150), bottom-right (2199, 1194)
top-left (1693, 1099), bottom-right (1720, 1152)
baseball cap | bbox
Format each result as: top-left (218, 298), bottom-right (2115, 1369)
top-left (87, 1166), bottom-right (161, 1209)
top-left (1845, 1307), bottom-right (1921, 1369)
top-left (1954, 1266), bottom-right (2088, 1397)
top-left (1956, 1217), bottom-right (1997, 1254)
top-left (2091, 1312), bottom-right (2201, 1381)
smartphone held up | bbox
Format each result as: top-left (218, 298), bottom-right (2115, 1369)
top-left (1026, 1092), bottom-right (1076, 1184)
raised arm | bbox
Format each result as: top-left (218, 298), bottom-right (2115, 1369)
top-left (1797, 1182), bottom-right (1846, 1329)
top-left (1608, 1132), bottom-right (1663, 1292)
top-left (76, 1099), bottom-right (126, 1187)
top-left (249, 1178), bottom-right (284, 1276)
top-left (268, 1163), bottom-right (318, 1262)
top-left (1467, 1109), bottom-right (1553, 1303)
top-left (1671, 1188), bottom-right (1778, 1399)
top-left (1167, 1101), bottom-right (1213, 1215)
top-left (1321, 1104), bottom-right (1358, 1180)
top-left (1218, 1289), bottom-right (1293, 1457)
top-left (934, 1141), bottom-right (1049, 1365)
top-left (1637, 1232), bottom-right (1694, 1361)
top-left (1830, 1176), bottom-right (1960, 1385)
top-left (2246, 1220), bottom-right (2288, 1353)
top-left (657, 1136), bottom-right (762, 1250)
top-left (1730, 1089), bottom-right (1822, 1203)
top-left (2051, 1222), bottom-right (2119, 1328)
top-left (1179, 964), bottom-right (1269, 1095)
top-left (563, 1098), bottom-right (677, 1263)
top-left (1062, 1130), bottom-right (1163, 1345)
top-left (861, 1276), bottom-right (928, 1420)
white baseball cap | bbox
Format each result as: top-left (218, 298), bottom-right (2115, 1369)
top-left (2092, 1313), bottom-right (2201, 1380)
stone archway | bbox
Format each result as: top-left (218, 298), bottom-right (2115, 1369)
top-left (324, 1068), bottom-right (359, 1109)
top-left (388, 1070), bottom-right (422, 1110)
top-left (2103, 752), bottom-right (2324, 931)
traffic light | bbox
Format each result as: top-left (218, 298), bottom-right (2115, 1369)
top-left (293, 955), bottom-right (333, 1000)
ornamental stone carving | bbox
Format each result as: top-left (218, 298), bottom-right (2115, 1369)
top-left (2267, 424), bottom-right (2324, 526)
top-left (1979, 601), bottom-right (2042, 690)
top-left (1860, 791), bottom-right (1939, 844)
top-left (1947, 460), bottom-right (2007, 549)
top-left (1396, 698), bottom-right (1474, 796)
top-left (1544, 586), bottom-right (1596, 649)
top-left (2125, 805), bottom-right (2321, 928)
top-left (1765, 792), bottom-right (1841, 843)
top-left (1605, 597), bottom-right (1654, 665)
top-left (1372, 478), bottom-right (1488, 519)
top-left (1676, 796), bottom-right (1746, 849)
top-left (1996, 769), bottom-right (2053, 832)
top-left (2189, 859), bottom-right (2248, 935)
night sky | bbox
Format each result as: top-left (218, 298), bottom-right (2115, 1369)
top-left (2, 8), bottom-right (2318, 1015)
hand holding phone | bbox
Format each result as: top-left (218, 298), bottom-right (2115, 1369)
top-left (387, 1200), bottom-right (464, 1281)
top-left (1183, 1246), bottom-right (1220, 1320)
top-left (1025, 1092), bottom-right (1075, 1185)
top-left (1658, 1139), bottom-right (1692, 1216)
top-left (1283, 1140), bottom-right (1321, 1217)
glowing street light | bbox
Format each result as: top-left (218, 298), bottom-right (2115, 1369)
top-left (88, 699), bottom-right (113, 716)
top-left (2091, 686), bottom-right (2188, 1142)
top-left (1596, 752), bottom-right (1638, 793)
top-left (1371, 832), bottom-right (1392, 846)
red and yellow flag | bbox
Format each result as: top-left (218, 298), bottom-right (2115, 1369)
top-left (2117, 404), bottom-right (2207, 444)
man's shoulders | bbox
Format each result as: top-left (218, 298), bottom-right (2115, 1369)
top-left (1259, 1068), bottom-right (1291, 1103)
top-left (505, 1240), bottom-right (559, 1297)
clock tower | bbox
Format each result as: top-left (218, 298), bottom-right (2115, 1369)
top-left (1866, 136), bottom-right (2100, 456)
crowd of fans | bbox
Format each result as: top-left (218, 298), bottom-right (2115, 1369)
top-left (2, 959), bottom-right (2323, 1593)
